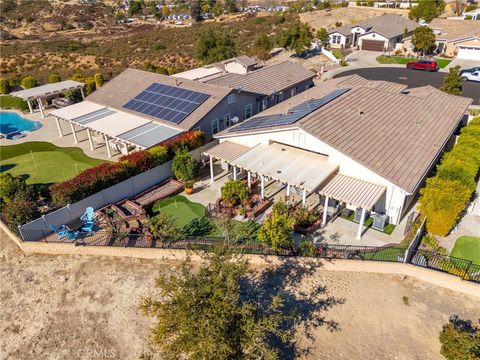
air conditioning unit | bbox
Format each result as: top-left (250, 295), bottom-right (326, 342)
top-left (372, 213), bottom-right (388, 231)
top-left (354, 208), bottom-right (369, 223)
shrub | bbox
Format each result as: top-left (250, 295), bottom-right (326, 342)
top-left (48, 73), bottom-right (61, 83)
top-left (0, 78), bottom-right (11, 94)
top-left (70, 73), bottom-right (84, 82)
top-left (0, 173), bottom-right (31, 203)
top-left (258, 209), bottom-right (295, 252)
top-left (94, 73), bottom-right (104, 87)
top-left (2, 198), bottom-right (40, 234)
top-left (0, 95), bottom-right (28, 111)
top-left (149, 213), bottom-right (178, 241)
top-left (298, 240), bottom-right (317, 257)
top-left (172, 148), bottom-right (199, 181)
top-left (84, 77), bottom-right (96, 95)
top-left (161, 130), bottom-right (205, 157)
top-left (21, 76), bottom-right (38, 89)
top-left (293, 207), bottom-right (318, 228)
top-left (147, 145), bottom-right (169, 165)
top-left (439, 316), bottom-right (480, 360)
top-left (221, 180), bottom-right (249, 207)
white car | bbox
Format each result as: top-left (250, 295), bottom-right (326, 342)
top-left (462, 71), bottom-right (480, 82)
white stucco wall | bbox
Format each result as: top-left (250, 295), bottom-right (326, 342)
top-left (329, 32), bottom-right (348, 48)
top-left (219, 128), bottom-right (410, 224)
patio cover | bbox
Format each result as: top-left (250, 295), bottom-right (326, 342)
top-left (231, 142), bottom-right (338, 192)
top-left (117, 122), bottom-right (181, 149)
top-left (11, 80), bottom-right (84, 101)
top-left (317, 173), bottom-right (386, 210)
top-left (51, 101), bottom-right (106, 120)
top-left (203, 140), bottom-right (252, 162)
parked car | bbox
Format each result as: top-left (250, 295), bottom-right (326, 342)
top-left (462, 71), bottom-right (480, 82)
top-left (460, 66), bottom-right (480, 74)
top-left (406, 60), bottom-right (439, 72)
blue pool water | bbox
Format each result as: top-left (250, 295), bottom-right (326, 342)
top-left (0, 111), bottom-right (42, 137)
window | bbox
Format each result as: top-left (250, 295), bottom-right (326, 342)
top-left (290, 87), bottom-right (297, 97)
top-left (211, 119), bottom-right (219, 134)
top-left (331, 35), bottom-right (342, 44)
top-left (224, 114), bottom-right (231, 127)
top-left (258, 98), bottom-right (267, 112)
top-left (244, 104), bottom-right (252, 119)
top-left (227, 93), bottom-right (235, 104)
top-left (292, 131), bottom-right (306, 145)
top-left (275, 91), bottom-right (284, 104)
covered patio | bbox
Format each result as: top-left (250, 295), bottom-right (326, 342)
top-left (10, 80), bottom-right (84, 118)
top-left (50, 101), bottom-right (181, 157)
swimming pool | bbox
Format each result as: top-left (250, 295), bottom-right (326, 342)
top-left (0, 111), bottom-right (42, 139)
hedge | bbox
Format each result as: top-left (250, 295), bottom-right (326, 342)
top-left (419, 117), bottom-right (480, 236)
top-left (50, 131), bottom-right (205, 206)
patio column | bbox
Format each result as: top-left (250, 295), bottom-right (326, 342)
top-left (233, 166), bottom-right (237, 180)
top-left (322, 196), bottom-right (329, 226)
top-left (80, 88), bottom-right (85, 100)
top-left (356, 208), bottom-right (367, 240)
top-left (104, 135), bottom-right (112, 158)
top-left (38, 99), bottom-right (45, 118)
top-left (27, 100), bottom-right (33, 114)
top-left (302, 189), bottom-right (307, 206)
top-left (70, 123), bottom-right (78, 143)
top-left (209, 155), bottom-right (214, 183)
top-left (55, 117), bottom-right (63, 137)
top-left (260, 175), bottom-right (265, 200)
top-left (286, 184), bottom-right (290, 196)
top-left (86, 128), bottom-right (94, 150)
top-left (247, 171), bottom-right (251, 188)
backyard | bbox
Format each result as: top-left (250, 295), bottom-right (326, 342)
top-left (376, 55), bottom-right (452, 68)
top-left (0, 141), bottom-right (105, 184)
top-left (451, 236), bottom-right (480, 265)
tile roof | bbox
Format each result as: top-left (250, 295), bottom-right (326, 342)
top-left (206, 61), bottom-right (314, 95)
top-left (430, 18), bottom-right (480, 42)
top-left (217, 75), bottom-right (472, 193)
top-left (86, 68), bottom-right (232, 130)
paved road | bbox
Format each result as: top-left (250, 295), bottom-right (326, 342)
top-left (334, 67), bottom-right (480, 104)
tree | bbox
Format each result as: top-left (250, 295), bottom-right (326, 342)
top-left (84, 78), bottom-right (97, 96)
top-left (221, 180), bottom-right (249, 206)
top-left (172, 147), bottom-right (199, 181)
top-left (140, 248), bottom-right (290, 359)
top-left (409, 0), bottom-right (444, 22)
top-left (48, 73), bottom-right (61, 83)
top-left (0, 78), bottom-right (10, 94)
top-left (190, 0), bottom-right (202, 20)
top-left (21, 76), bottom-right (37, 89)
top-left (316, 27), bottom-right (329, 45)
top-left (441, 66), bottom-right (463, 95)
top-left (277, 22), bottom-right (313, 55)
top-left (411, 26), bottom-right (435, 54)
top-left (224, 0), bottom-right (237, 13)
top-left (258, 201), bottom-right (295, 251)
top-left (2, 198), bottom-right (40, 234)
top-left (161, 4), bottom-right (170, 17)
top-left (253, 34), bottom-right (273, 60)
top-left (194, 29), bottom-right (237, 64)
top-left (128, 0), bottom-right (142, 16)
top-left (94, 73), bottom-right (104, 87)
top-left (439, 316), bottom-right (480, 360)
top-left (149, 213), bottom-right (178, 241)
top-left (0, 173), bottom-right (31, 203)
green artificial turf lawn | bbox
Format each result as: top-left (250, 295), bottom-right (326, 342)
top-left (451, 236), bottom-right (480, 265)
top-left (152, 195), bottom-right (206, 228)
top-left (0, 141), bottom-right (105, 185)
top-left (434, 57), bottom-right (452, 69)
top-left (0, 95), bottom-right (29, 111)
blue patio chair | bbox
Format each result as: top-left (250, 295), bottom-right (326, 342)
top-left (81, 207), bottom-right (95, 223)
top-left (81, 221), bottom-right (95, 235)
top-left (65, 230), bottom-right (80, 241)
top-left (50, 225), bottom-right (68, 240)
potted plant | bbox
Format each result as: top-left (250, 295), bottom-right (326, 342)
top-left (221, 180), bottom-right (249, 207)
top-left (184, 180), bottom-right (195, 195)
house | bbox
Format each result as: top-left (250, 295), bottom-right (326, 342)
top-left (429, 18), bottom-right (480, 60)
top-left (203, 74), bottom-right (471, 237)
top-left (50, 63), bottom-right (314, 156)
top-left (444, 0), bottom-right (469, 16)
top-left (328, 13), bottom-right (418, 51)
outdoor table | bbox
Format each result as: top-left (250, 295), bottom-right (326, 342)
top-left (65, 218), bottom-right (84, 232)
top-left (228, 172), bottom-right (247, 181)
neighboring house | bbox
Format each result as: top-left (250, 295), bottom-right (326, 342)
top-left (463, 8), bottom-right (479, 20)
top-left (430, 18), bottom-right (480, 59)
top-left (209, 74), bottom-right (471, 228)
top-left (328, 13), bottom-right (418, 51)
top-left (444, 0), bottom-right (469, 16)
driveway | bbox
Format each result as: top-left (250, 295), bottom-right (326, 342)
top-left (334, 67), bottom-right (480, 104)
top-left (443, 58), bottom-right (480, 72)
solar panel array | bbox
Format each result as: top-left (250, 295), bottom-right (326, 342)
top-left (228, 88), bottom-right (350, 132)
top-left (123, 83), bottom-right (210, 124)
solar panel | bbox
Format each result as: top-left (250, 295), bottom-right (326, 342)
top-left (229, 88), bottom-right (350, 132)
top-left (123, 83), bottom-right (210, 124)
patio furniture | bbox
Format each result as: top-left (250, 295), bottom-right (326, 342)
top-left (66, 218), bottom-right (84, 232)
top-left (81, 207), bottom-right (95, 223)
top-left (50, 225), bottom-right (68, 240)
top-left (65, 230), bottom-right (80, 241)
top-left (81, 221), bottom-right (95, 235)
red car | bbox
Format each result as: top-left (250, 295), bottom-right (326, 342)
top-left (406, 59), bottom-right (439, 72)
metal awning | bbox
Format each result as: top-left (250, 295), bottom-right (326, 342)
top-left (117, 122), bottom-right (181, 148)
top-left (51, 101), bottom-right (105, 119)
top-left (11, 80), bottom-right (84, 101)
top-left (317, 173), bottom-right (386, 210)
top-left (231, 142), bottom-right (338, 191)
top-left (203, 140), bottom-right (252, 162)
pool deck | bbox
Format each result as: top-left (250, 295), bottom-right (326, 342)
top-left (0, 109), bottom-right (119, 161)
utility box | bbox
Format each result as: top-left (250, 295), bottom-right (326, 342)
top-left (372, 213), bottom-right (388, 231)
top-left (354, 208), bottom-right (369, 223)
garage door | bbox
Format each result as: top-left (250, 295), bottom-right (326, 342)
top-left (361, 40), bottom-right (385, 52)
top-left (457, 47), bottom-right (480, 61)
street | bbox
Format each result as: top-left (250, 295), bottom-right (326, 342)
top-left (335, 67), bottom-right (480, 104)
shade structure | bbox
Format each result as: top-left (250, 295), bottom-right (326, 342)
top-left (231, 142), bottom-right (338, 191)
top-left (117, 122), bottom-right (181, 149)
top-left (51, 101), bottom-right (105, 120)
top-left (317, 173), bottom-right (386, 210)
top-left (202, 140), bottom-right (252, 162)
top-left (11, 80), bottom-right (84, 101)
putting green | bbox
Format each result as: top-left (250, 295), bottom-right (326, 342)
top-left (451, 236), bottom-right (480, 265)
top-left (152, 195), bottom-right (206, 228)
top-left (0, 142), bottom-right (105, 185)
